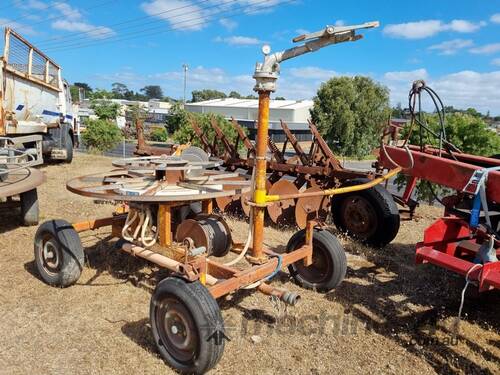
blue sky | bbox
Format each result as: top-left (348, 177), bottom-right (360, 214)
top-left (1, 0), bottom-right (500, 114)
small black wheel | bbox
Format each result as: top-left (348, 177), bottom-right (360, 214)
top-left (64, 132), bottom-right (74, 163)
top-left (331, 178), bottom-right (400, 247)
top-left (34, 220), bottom-right (84, 287)
top-left (20, 188), bottom-right (39, 226)
top-left (286, 228), bottom-right (347, 292)
top-left (150, 277), bottom-right (225, 374)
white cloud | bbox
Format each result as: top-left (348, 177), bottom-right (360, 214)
top-left (51, 20), bottom-right (116, 39)
top-left (219, 18), bottom-right (237, 31)
top-left (382, 70), bottom-right (500, 115)
top-left (491, 13), bottom-right (500, 24)
top-left (140, 0), bottom-right (285, 31)
top-left (141, 0), bottom-right (206, 31)
top-left (428, 39), bottom-right (473, 55)
top-left (384, 69), bottom-right (428, 82)
top-left (491, 58), bottom-right (500, 67)
top-left (384, 19), bottom-right (484, 39)
top-left (13, 0), bottom-right (48, 10)
top-left (289, 66), bottom-right (338, 81)
top-left (0, 18), bottom-right (37, 35)
top-left (52, 2), bottom-right (83, 20)
top-left (334, 20), bottom-right (345, 26)
top-left (49, 2), bottom-right (116, 39)
top-left (214, 35), bottom-right (262, 46)
top-left (469, 43), bottom-right (500, 55)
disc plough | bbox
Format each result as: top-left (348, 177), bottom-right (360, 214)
top-left (180, 116), bottom-right (401, 246)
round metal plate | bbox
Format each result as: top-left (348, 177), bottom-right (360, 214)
top-left (339, 195), bottom-right (378, 240)
top-left (267, 179), bottom-right (299, 226)
top-left (214, 176), bottom-right (246, 213)
top-left (175, 219), bottom-right (209, 250)
top-left (295, 186), bottom-right (330, 229)
top-left (0, 167), bottom-right (45, 199)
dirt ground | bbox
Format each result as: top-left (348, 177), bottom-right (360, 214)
top-left (0, 152), bottom-right (498, 375)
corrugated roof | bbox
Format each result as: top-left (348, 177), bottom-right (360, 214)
top-left (186, 98), bottom-right (313, 110)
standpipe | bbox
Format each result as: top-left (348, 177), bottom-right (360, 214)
top-left (250, 21), bottom-right (380, 262)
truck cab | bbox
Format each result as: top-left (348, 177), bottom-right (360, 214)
top-left (0, 28), bottom-right (75, 163)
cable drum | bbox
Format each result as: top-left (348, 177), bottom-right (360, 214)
top-left (175, 215), bottom-right (232, 257)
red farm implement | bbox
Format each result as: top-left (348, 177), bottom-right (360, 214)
top-left (376, 81), bottom-right (500, 292)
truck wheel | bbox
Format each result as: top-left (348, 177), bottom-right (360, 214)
top-left (150, 277), bottom-right (225, 374)
top-left (20, 188), bottom-right (39, 226)
top-left (34, 220), bottom-right (84, 287)
top-left (286, 228), bottom-right (347, 292)
top-left (64, 133), bottom-right (73, 163)
top-left (331, 178), bottom-right (400, 247)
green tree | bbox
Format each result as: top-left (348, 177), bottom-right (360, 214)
top-left (112, 82), bottom-right (131, 99)
top-left (90, 100), bottom-right (121, 121)
top-left (310, 76), bottom-right (390, 159)
top-left (141, 85), bottom-right (163, 99)
top-left (89, 89), bottom-right (114, 99)
top-left (70, 85), bottom-right (80, 103)
top-left (191, 89), bottom-right (227, 102)
top-left (275, 96), bottom-right (286, 100)
top-left (81, 119), bottom-right (122, 153)
top-left (391, 102), bottom-right (405, 118)
top-left (228, 91), bottom-right (242, 99)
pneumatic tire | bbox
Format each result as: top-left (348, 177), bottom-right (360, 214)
top-left (286, 228), bottom-right (347, 292)
top-left (64, 132), bottom-right (74, 163)
top-left (34, 220), bottom-right (84, 287)
top-left (150, 277), bottom-right (225, 374)
top-left (331, 178), bottom-right (400, 247)
top-left (20, 188), bottom-right (39, 226)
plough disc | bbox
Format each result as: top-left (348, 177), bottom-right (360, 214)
top-left (267, 179), bottom-right (299, 226)
top-left (295, 186), bottom-right (330, 229)
top-left (214, 176), bottom-right (247, 213)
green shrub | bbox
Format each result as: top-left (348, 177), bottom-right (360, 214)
top-left (82, 119), bottom-right (123, 153)
top-left (150, 127), bottom-right (168, 142)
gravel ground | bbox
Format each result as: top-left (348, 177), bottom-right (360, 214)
top-left (0, 152), bottom-right (498, 375)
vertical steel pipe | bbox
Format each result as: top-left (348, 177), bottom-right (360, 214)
top-left (251, 91), bottom-right (271, 261)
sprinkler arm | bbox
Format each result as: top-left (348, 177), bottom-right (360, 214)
top-left (253, 21), bottom-right (379, 92)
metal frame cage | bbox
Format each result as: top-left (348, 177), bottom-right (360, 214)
top-left (3, 28), bottom-right (60, 91)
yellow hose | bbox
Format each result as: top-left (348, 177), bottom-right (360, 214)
top-left (265, 167), bottom-right (402, 203)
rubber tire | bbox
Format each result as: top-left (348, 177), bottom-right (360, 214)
top-left (331, 178), bottom-right (400, 247)
top-left (150, 277), bottom-right (225, 374)
top-left (490, 154), bottom-right (500, 160)
top-left (20, 188), bottom-right (39, 226)
top-left (287, 228), bottom-right (347, 292)
top-left (34, 220), bottom-right (84, 287)
top-left (64, 132), bottom-right (73, 163)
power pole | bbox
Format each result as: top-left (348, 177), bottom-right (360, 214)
top-left (182, 64), bottom-right (189, 105)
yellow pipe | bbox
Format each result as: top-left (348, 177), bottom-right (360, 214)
top-left (265, 167), bottom-right (402, 203)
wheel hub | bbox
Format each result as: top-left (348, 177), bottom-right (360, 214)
top-left (159, 299), bottom-right (198, 363)
top-left (41, 239), bottom-right (60, 274)
top-left (341, 195), bottom-right (377, 239)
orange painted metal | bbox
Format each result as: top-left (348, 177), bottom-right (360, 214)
top-left (251, 91), bottom-right (271, 262)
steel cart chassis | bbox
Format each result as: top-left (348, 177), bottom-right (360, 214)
top-left (32, 22), bottom-right (389, 374)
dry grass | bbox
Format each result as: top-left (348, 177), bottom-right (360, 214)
top-left (0, 152), bottom-right (498, 375)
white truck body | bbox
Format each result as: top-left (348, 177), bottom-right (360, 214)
top-left (0, 28), bottom-right (75, 162)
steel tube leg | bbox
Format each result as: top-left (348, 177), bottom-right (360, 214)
top-left (251, 91), bottom-right (271, 262)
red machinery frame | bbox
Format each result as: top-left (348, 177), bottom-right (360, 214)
top-left (377, 143), bottom-right (500, 291)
